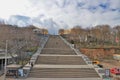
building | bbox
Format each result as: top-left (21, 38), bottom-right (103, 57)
top-left (64, 29), bottom-right (71, 34)
top-left (0, 49), bottom-right (17, 75)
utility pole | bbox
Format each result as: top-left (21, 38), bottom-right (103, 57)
top-left (4, 40), bottom-right (8, 80)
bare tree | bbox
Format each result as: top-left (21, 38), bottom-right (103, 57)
top-left (59, 29), bottom-right (65, 35)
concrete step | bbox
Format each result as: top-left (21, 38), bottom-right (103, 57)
top-left (28, 35), bottom-right (100, 79)
top-left (41, 48), bottom-right (76, 55)
top-left (36, 56), bottom-right (86, 65)
top-left (33, 64), bottom-right (94, 68)
top-left (44, 36), bottom-right (71, 49)
top-left (29, 68), bottom-right (100, 78)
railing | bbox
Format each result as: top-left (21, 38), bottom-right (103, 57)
top-left (22, 35), bottom-right (49, 78)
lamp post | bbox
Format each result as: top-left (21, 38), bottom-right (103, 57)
top-left (4, 40), bottom-right (8, 80)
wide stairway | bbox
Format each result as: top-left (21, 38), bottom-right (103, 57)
top-left (28, 35), bottom-right (101, 80)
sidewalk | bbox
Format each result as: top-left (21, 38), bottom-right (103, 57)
top-left (0, 75), bottom-right (14, 80)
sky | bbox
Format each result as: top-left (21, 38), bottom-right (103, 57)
top-left (0, 0), bottom-right (120, 34)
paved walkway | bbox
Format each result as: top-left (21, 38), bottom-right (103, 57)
top-left (25, 78), bottom-right (101, 80)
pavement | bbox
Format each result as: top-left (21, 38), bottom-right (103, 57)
top-left (34, 64), bottom-right (94, 68)
top-left (25, 78), bottom-right (102, 80)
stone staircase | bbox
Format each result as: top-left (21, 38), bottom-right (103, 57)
top-left (28, 35), bottom-right (100, 79)
top-left (41, 48), bottom-right (76, 55)
top-left (29, 68), bottom-right (99, 78)
top-left (36, 55), bottom-right (86, 65)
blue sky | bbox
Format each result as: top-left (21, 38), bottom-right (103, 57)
top-left (0, 0), bottom-right (120, 34)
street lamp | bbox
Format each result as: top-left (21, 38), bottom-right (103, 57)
top-left (4, 40), bottom-right (8, 80)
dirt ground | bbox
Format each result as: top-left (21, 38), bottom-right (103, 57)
top-left (100, 60), bottom-right (120, 69)
top-left (80, 48), bottom-right (120, 68)
top-left (80, 48), bottom-right (120, 80)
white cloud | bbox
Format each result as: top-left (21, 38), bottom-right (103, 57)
top-left (0, 0), bottom-right (120, 33)
top-left (0, 0), bottom-right (30, 19)
top-left (109, 0), bottom-right (120, 9)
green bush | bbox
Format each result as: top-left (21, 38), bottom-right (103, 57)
top-left (26, 46), bottom-right (38, 53)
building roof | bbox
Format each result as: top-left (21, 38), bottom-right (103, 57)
top-left (6, 64), bottom-right (22, 69)
top-left (0, 53), bottom-right (17, 59)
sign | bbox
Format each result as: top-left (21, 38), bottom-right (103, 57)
top-left (18, 69), bottom-right (24, 77)
top-left (28, 52), bottom-right (32, 56)
top-left (105, 69), bottom-right (110, 77)
top-left (102, 69), bottom-right (112, 80)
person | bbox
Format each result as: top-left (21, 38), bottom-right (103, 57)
top-left (31, 62), bottom-right (33, 67)
top-left (14, 72), bottom-right (17, 78)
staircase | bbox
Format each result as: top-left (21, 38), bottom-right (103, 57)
top-left (28, 35), bottom-right (101, 80)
